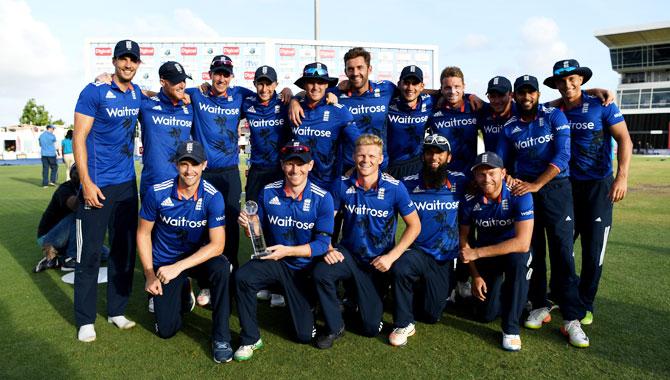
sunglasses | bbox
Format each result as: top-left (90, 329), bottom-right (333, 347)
top-left (554, 66), bottom-right (576, 75)
top-left (280, 145), bottom-right (311, 155)
top-left (211, 59), bottom-right (233, 68)
top-left (304, 66), bottom-right (328, 77)
top-left (424, 134), bottom-right (449, 145)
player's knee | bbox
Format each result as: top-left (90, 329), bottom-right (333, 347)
top-left (155, 322), bottom-right (180, 339)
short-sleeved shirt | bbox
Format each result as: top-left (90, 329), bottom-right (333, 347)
top-left (139, 177), bottom-right (225, 267)
top-left (402, 170), bottom-right (467, 261)
top-left (186, 86), bottom-right (255, 169)
top-left (460, 180), bottom-right (534, 247)
top-left (242, 92), bottom-right (290, 167)
top-left (426, 96), bottom-right (479, 174)
top-left (330, 80), bottom-right (396, 169)
top-left (61, 138), bottom-right (73, 155)
top-left (138, 89), bottom-right (193, 197)
top-left (290, 98), bottom-right (359, 191)
top-left (476, 102), bottom-right (516, 152)
top-left (334, 172), bottom-right (416, 264)
top-left (37, 180), bottom-right (78, 237)
top-left (496, 104), bottom-right (571, 181)
top-left (74, 81), bottom-right (141, 187)
top-left (387, 94), bottom-right (433, 165)
top-left (39, 132), bottom-right (57, 157)
top-left (258, 179), bottom-right (334, 270)
top-left (554, 91), bottom-right (626, 181)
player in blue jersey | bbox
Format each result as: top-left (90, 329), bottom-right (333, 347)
top-left (137, 140), bottom-right (232, 363)
top-left (390, 134), bottom-right (466, 346)
top-left (544, 59), bottom-right (632, 325)
top-left (138, 61), bottom-right (193, 198)
top-left (459, 152), bottom-right (534, 351)
top-left (290, 62), bottom-right (360, 193)
top-left (497, 75), bottom-right (590, 348)
top-left (312, 134), bottom-right (421, 349)
top-left (477, 76), bottom-right (515, 153)
top-left (72, 40), bottom-right (141, 342)
top-left (386, 66), bottom-right (433, 179)
top-left (234, 140), bottom-right (334, 361)
top-left (242, 65), bottom-right (291, 204)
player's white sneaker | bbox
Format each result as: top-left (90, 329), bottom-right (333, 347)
top-left (524, 305), bottom-right (556, 329)
top-left (256, 289), bottom-right (271, 301)
top-left (197, 288), bottom-right (211, 306)
top-left (234, 339), bottom-right (264, 361)
top-left (456, 281), bottom-right (472, 298)
top-left (502, 333), bottom-right (521, 351)
top-left (108, 315), bottom-right (136, 330)
top-left (270, 294), bottom-right (286, 308)
top-left (78, 324), bottom-right (96, 342)
top-left (561, 320), bottom-right (590, 348)
top-left (389, 323), bottom-right (416, 346)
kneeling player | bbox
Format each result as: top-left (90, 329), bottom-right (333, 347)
top-left (459, 152), bottom-right (533, 351)
top-left (137, 141), bottom-right (233, 363)
top-left (235, 140), bottom-right (334, 361)
top-left (391, 134), bottom-right (467, 346)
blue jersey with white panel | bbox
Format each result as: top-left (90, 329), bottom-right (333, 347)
top-left (552, 91), bottom-right (625, 181)
top-left (426, 96), bottom-right (479, 174)
top-left (186, 86), bottom-right (255, 169)
top-left (290, 98), bottom-right (360, 191)
top-left (138, 89), bottom-right (193, 197)
top-left (258, 179), bottom-right (334, 270)
top-left (387, 94), bottom-right (433, 165)
top-left (402, 171), bottom-right (467, 261)
top-left (330, 80), bottom-right (396, 169)
top-left (496, 104), bottom-right (571, 180)
top-left (460, 180), bottom-right (534, 247)
top-left (242, 92), bottom-right (290, 167)
top-left (74, 81), bottom-right (141, 187)
top-left (139, 177), bottom-right (226, 267)
top-left (334, 172), bottom-right (416, 264)
top-left (476, 102), bottom-right (516, 152)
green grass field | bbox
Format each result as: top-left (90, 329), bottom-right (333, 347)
top-left (1, 156), bottom-right (669, 379)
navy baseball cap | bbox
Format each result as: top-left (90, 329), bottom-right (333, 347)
top-left (514, 75), bottom-right (539, 92)
top-left (487, 76), bottom-right (512, 94)
top-left (399, 65), bottom-right (423, 82)
top-left (294, 62), bottom-right (338, 89)
top-left (113, 40), bottom-right (140, 61)
top-left (159, 61), bottom-right (192, 84)
top-left (176, 140), bottom-right (206, 164)
top-left (423, 133), bottom-right (451, 152)
top-left (280, 140), bottom-right (312, 163)
top-left (471, 152), bottom-right (504, 171)
top-left (210, 55), bottom-right (234, 74)
top-left (254, 65), bottom-right (277, 82)
top-left (46, 124), bottom-right (55, 130)
top-left (543, 59), bottom-right (592, 89)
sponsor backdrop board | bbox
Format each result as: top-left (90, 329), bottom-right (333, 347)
top-left (86, 39), bottom-right (438, 92)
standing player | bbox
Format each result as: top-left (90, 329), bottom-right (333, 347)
top-left (242, 65), bottom-right (290, 203)
top-left (459, 152), bottom-right (534, 351)
top-left (477, 76), bottom-right (515, 153)
top-left (289, 62), bottom-right (360, 193)
top-left (39, 124), bottom-right (58, 187)
top-left (137, 141), bottom-right (232, 363)
top-left (138, 61), bottom-right (193, 198)
top-left (544, 59), bottom-right (632, 324)
top-left (312, 134), bottom-right (421, 349)
top-left (497, 75), bottom-right (589, 348)
top-left (234, 140), bottom-right (334, 361)
top-left (391, 134), bottom-right (466, 346)
top-left (73, 40), bottom-right (141, 342)
top-left (386, 66), bottom-right (433, 179)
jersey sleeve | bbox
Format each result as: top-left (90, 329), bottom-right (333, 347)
top-left (603, 102), bottom-right (625, 128)
top-left (549, 109), bottom-right (571, 172)
top-left (207, 192), bottom-right (226, 228)
top-left (139, 189), bottom-right (158, 222)
top-left (513, 193), bottom-right (534, 221)
top-left (309, 193), bottom-right (335, 257)
top-left (459, 197), bottom-right (474, 226)
top-left (395, 183), bottom-right (416, 217)
top-left (74, 83), bottom-right (101, 117)
top-left (331, 178), bottom-right (346, 212)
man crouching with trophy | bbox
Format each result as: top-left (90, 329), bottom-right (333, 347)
top-left (235, 139), bottom-right (335, 361)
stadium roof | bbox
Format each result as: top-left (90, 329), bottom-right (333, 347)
top-left (595, 21), bottom-right (670, 48)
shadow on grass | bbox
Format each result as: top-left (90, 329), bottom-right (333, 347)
top-left (10, 176), bottom-right (46, 187)
top-left (608, 240), bottom-right (670, 255)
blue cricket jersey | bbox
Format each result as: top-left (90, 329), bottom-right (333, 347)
top-left (387, 94), bottom-right (433, 165)
top-left (460, 180), bottom-right (534, 247)
top-left (258, 179), bottom-right (334, 270)
top-left (402, 170), bottom-right (467, 261)
top-left (334, 172), bottom-right (416, 264)
top-left (426, 95), bottom-right (479, 174)
top-left (139, 177), bottom-right (226, 267)
top-left (553, 91), bottom-right (625, 181)
top-left (242, 92), bottom-right (290, 167)
top-left (330, 80), bottom-right (395, 169)
top-left (290, 98), bottom-right (360, 191)
top-left (496, 104), bottom-right (571, 181)
top-left (186, 86), bottom-right (255, 169)
top-left (476, 102), bottom-right (516, 152)
top-left (138, 89), bottom-right (193, 197)
top-left (74, 81), bottom-right (141, 187)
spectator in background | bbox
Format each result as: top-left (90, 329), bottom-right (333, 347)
top-left (39, 124), bottom-right (58, 187)
top-left (62, 130), bottom-right (75, 180)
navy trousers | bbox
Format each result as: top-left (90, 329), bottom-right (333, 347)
top-left (203, 166), bottom-right (241, 270)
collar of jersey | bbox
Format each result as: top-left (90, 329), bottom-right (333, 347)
top-left (418, 171), bottom-right (453, 191)
top-left (559, 90), bottom-right (586, 112)
top-left (256, 92), bottom-right (278, 107)
top-left (158, 88), bottom-right (183, 107)
top-left (346, 80), bottom-right (374, 97)
top-left (208, 87), bottom-right (228, 98)
top-left (491, 102), bottom-right (515, 121)
top-left (442, 95), bottom-right (471, 113)
top-left (302, 96), bottom-right (327, 110)
top-left (480, 179), bottom-right (508, 204)
top-left (398, 94), bottom-right (423, 111)
top-left (350, 170), bottom-right (382, 192)
top-left (172, 176), bottom-right (204, 201)
top-left (110, 79), bottom-right (134, 93)
top-left (281, 178), bottom-right (311, 201)
top-left (513, 104), bottom-right (544, 123)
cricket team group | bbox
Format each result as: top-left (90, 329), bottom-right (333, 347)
top-left (66, 39), bottom-right (631, 362)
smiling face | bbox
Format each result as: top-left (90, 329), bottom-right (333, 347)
top-left (441, 76), bottom-right (465, 107)
top-left (423, 146), bottom-right (451, 171)
top-left (177, 159), bottom-right (207, 188)
top-left (254, 78), bottom-right (278, 102)
top-left (354, 143), bottom-right (383, 177)
top-left (345, 56), bottom-right (371, 91)
top-left (514, 87), bottom-right (540, 112)
top-left (474, 165), bottom-right (506, 198)
top-left (399, 77), bottom-right (424, 103)
top-left (554, 74), bottom-right (583, 103)
top-left (210, 70), bottom-right (233, 95)
top-left (303, 79), bottom-right (329, 103)
top-left (160, 79), bottom-right (186, 103)
top-left (113, 55), bottom-right (140, 83)
top-left (487, 91), bottom-right (512, 114)
top-left (281, 158), bottom-right (313, 188)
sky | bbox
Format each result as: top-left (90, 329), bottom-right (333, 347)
top-left (0, 0), bottom-right (668, 126)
